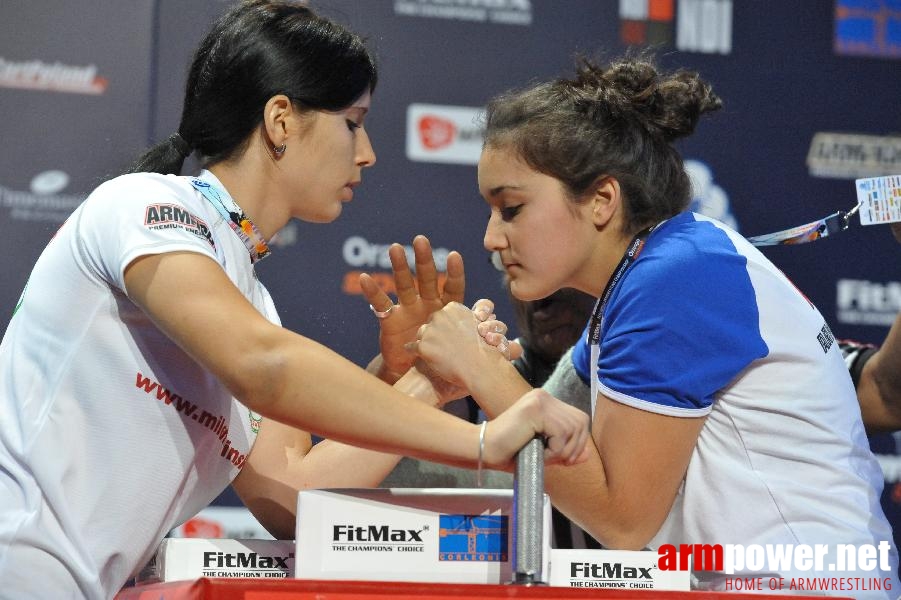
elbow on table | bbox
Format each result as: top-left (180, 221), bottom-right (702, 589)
top-left (598, 528), bottom-right (658, 551)
top-left (581, 511), bottom-right (663, 551)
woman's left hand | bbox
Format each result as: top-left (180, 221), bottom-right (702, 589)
top-left (360, 235), bottom-right (465, 380)
top-left (407, 300), bottom-right (508, 390)
top-left (472, 298), bottom-right (523, 361)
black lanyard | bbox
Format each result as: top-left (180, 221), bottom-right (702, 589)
top-left (587, 224), bottom-right (657, 346)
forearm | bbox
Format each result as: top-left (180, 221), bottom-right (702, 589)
top-left (235, 370), bottom-right (447, 538)
top-left (542, 454), bottom-right (644, 549)
top-left (295, 369), bottom-right (445, 485)
top-left (125, 252), bottom-right (489, 470)
top-left (465, 355), bottom-right (680, 549)
top-left (465, 355), bottom-right (534, 418)
top-left (245, 332), bottom-right (481, 468)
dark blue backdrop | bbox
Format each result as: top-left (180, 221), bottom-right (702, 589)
top-left (2, 0), bottom-right (900, 550)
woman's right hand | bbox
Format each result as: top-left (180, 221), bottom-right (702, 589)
top-left (482, 388), bottom-right (590, 469)
top-left (360, 235), bottom-right (465, 380)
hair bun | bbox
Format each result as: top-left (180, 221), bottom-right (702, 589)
top-left (566, 55), bottom-right (722, 142)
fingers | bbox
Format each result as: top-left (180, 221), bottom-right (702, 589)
top-left (403, 323), bottom-right (430, 355)
top-left (550, 409), bottom-right (591, 466)
top-left (507, 339), bottom-right (523, 361)
top-left (474, 318), bottom-right (506, 351)
top-left (476, 320), bottom-right (507, 337)
top-left (480, 333), bottom-right (512, 360)
top-left (471, 299), bottom-right (495, 322)
top-left (476, 316), bottom-right (522, 361)
top-left (389, 243), bottom-right (418, 306)
top-left (392, 236), bottom-right (464, 307)
top-left (412, 235), bottom-right (440, 303)
top-left (359, 273), bottom-right (393, 314)
top-left (522, 388), bottom-right (590, 467)
top-left (481, 390), bottom-right (590, 470)
top-left (442, 250), bottom-right (465, 304)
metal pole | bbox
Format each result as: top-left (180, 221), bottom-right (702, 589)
top-left (511, 435), bottom-right (545, 585)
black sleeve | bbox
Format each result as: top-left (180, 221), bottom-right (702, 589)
top-left (838, 339), bottom-right (879, 389)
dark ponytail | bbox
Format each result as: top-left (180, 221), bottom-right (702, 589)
top-left (126, 0), bottom-right (378, 175)
top-left (483, 53), bottom-right (721, 235)
top-left (127, 133), bottom-right (194, 176)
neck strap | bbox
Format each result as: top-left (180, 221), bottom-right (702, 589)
top-left (587, 224), bottom-right (658, 345)
top-left (189, 175), bottom-right (271, 264)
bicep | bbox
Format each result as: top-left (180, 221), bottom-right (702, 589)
top-left (124, 250), bottom-right (283, 399)
top-left (593, 392), bottom-right (706, 544)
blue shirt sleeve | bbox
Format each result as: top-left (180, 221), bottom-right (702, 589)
top-left (580, 220), bottom-right (769, 415)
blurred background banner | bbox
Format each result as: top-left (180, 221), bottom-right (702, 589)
top-left (3, 0), bottom-right (901, 547)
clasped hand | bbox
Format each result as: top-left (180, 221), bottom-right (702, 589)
top-left (359, 236), bottom-right (588, 466)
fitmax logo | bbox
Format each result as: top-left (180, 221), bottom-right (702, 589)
top-left (333, 525), bottom-right (424, 542)
top-left (202, 551), bottom-right (293, 569)
top-left (571, 562), bottom-right (653, 579)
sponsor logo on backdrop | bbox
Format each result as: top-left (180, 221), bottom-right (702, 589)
top-left (834, 0), bottom-right (901, 59)
top-left (685, 159), bottom-right (739, 230)
top-left (619, 0), bottom-right (732, 54)
top-left (0, 171), bottom-right (85, 223)
top-left (807, 132), bottom-right (901, 179)
top-left (182, 517), bottom-right (225, 539)
top-left (0, 57), bottom-right (108, 95)
top-left (341, 235), bottom-right (452, 296)
top-left (406, 104), bottom-right (484, 165)
top-left (676, 0), bottom-right (732, 54)
top-left (619, 0), bottom-right (675, 47)
top-left (394, 0), bottom-right (532, 26)
top-left (171, 506), bottom-right (273, 540)
top-left (836, 278), bottom-right (901, 327)
top-left (438, 515), bottom-right (508, 561)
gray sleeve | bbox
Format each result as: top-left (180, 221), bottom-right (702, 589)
top-left (541, 345), bottom-right (591, 416)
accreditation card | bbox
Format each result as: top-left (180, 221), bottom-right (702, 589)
top-left (855, 175), bottom-right (901, 225)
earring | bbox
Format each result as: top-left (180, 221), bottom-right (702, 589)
top-left (273, 143), bottom-right (286, 156)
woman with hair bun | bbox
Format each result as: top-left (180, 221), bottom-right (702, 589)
top-left (0, 2), bottom-right (590, 597)
top-left (411, 55), bottom-right (900, 595)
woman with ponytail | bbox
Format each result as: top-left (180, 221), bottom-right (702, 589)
top-left (0, 2), bottom-right (589, 597)
top-left (410, 54), bottom-right (900, 596)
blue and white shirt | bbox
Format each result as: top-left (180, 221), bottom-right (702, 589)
top-left (573, 212), bottom-right (899, 595)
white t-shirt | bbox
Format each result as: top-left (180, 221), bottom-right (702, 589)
top-left (0, 171), bottom-right (275, 598)
top-left (572, 212), bottom-right (900, 596)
